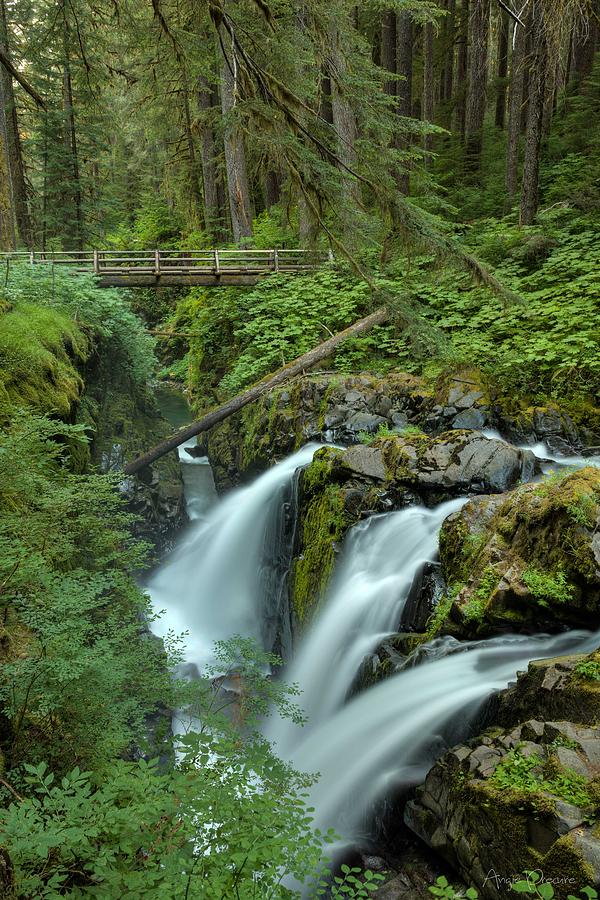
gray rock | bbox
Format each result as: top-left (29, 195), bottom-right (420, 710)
top-left (342, 445), bottom-right (387, 481)
top-left (455, 390), bottom-right (484, 410)
top-left (344, 412), bottom-right (388, 434)
top-left (390, 410), bottom-right (409, 428)
top-left (452, 408), bottom-right (487, 430)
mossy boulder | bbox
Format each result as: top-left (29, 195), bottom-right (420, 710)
top-left (289, 432), bottom-right (536, 625)
top-left (405, 715), bottom-right (600, 899)
top-left (437, 468), bottom-right (600, 637)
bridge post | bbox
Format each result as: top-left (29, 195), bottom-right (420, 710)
top-left (29, 251), bottom-right (34, 266)
top-left (273, 249), bottom-right (279, 273)
top-left (214, 249), bottom-right (220, 274)
top-left (93, 250), bottom-right (99, 275)
top-left (155, 249), bottom-right (161, 276)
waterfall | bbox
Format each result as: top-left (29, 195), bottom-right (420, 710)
top-left (266, 498), bottom-right (466, 751)
top-left (284, 628), bottom-right (599, 840)
top-left (147, 443), bottom-right (319, 671)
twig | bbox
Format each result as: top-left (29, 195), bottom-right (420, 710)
top-left (0, 777), bottom-right (23, 803)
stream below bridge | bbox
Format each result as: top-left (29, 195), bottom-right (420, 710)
top-left (148, 385), bottom-right (600, 863)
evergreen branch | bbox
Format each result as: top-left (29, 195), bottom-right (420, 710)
top-left (0, 48), bottom-right (46, 108)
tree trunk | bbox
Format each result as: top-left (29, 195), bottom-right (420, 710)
top-left (443, 0), bottom-right (456, 109)
top-left (423, 22), bottom-right (435, 157)
top-left (263, 169), bottom-right (281, 209)
top-left (182, 85), bottom-right (204, 229)
top-left (197, 77), bottom-right (227, 242)
top-left (123, 307), bottom-right (389, 475)
top-left (396, 10), bottom-right (414, 194)
top-left (520, 5), bottom-right (548, 225)
top-left (455, 0), bottom-right (469, 139)
top-left (506, 19), bottom-right (527, 199)
top-left (329, 23), bottom-right (359, 198)
top-left (495, 10), bottom-right (509, 128)
top-left (0, 0), bottom-right (31, 247)
top-left (61, 17), bottom-right (83, 251)
top-left (465, 0), bottom-right (491, 168)
top-left (0, 86), bottom-right (15, 250)
top-left (381, 10), bottom-right (397, 97)
top-left (220, 33), bottom-right (253, 243)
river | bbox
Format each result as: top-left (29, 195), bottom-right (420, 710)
top-left (147, 387), bottom-right (599, 856)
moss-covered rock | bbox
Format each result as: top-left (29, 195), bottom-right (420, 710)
top-left (405, 715), bottom-right (600, 899)
top-left (204, 371), bottom-right (598, 492)
top-left (288, 432), bottom-right (536, 625)
top-left (437, 468), bottom-right (600, 637)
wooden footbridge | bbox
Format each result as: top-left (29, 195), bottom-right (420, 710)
top-left (0, 248), bottom-right (332, 287)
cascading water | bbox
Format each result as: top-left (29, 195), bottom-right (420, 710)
top-left (267, 498), bottom-right (466, 751)
top-left (282, 628), bottom-right (599, 840)
top-left (147, 443), bottom-right (319, 672)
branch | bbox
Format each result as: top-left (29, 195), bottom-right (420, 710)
top-left (496, 0), bottom-right (525, 26)
top-left (0, 49), bottom-right (46, 109)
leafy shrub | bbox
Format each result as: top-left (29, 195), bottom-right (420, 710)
top-left (522, 567), bottom-right (575, 607)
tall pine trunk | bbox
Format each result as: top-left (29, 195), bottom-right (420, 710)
top-left (329, 23), bottom-right (359, 200)
top-left (381, 10), bottom-right (397, 97)
top-left (197, 77), bottom-right (227, 242)
top-left (506, 20), bottom-right (527, 199)
top-left (61, 15), bottom-right (83, 251)
top-left (423, 22), bottom-right (435, 157)
top-left (495, 11), bottom-right (509, 128)
top-left (455, 0), bottom-right (469, 140)
top-left (0, 89), bottom-right (15, 249)
top-left (220, 36), bottom-right (253, 243)
top-left (0, 0), bottom-right (31, 247)
top-left (465, 0), bottom-right (491, 168)
top-left (396, 10), bottom-right (413, 194)
top-left (520, 4), bottom-right (548, 225)
top-left (182, 85), bottom-right (204, 229)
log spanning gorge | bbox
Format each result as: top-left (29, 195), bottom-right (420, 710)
top-left (146, 390), bottom-right (600, 896)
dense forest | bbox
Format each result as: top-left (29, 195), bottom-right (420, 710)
top-left (1, 0), bottom-right (600, 897)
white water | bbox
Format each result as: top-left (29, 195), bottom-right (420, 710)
top-left (148, 429), bottom-right (599, 851)
top-left (284, 627), bottom-right (600, 838)
top-left (482, 427), bottom-right (600, 470)
top-left (267, 498), bottom-right (466, 751)
top-left (147, 443), bottom-right (319, 671)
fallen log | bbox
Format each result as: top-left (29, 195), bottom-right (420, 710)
top-left (124, 307), bottom-right (388, 475)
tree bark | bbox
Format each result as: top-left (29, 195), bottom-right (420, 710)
top-left (423, 22), bottom-right (435, 157)
top-left (197, 76), bottom-right (227, 242)
top-left (381, 10), bottom-right (397, 97)
top-left (123, 307), bottom-right (389, 475)
top-left (571, 4), bottom-right (599, 88)
top-left (505, 19), bottom-right (527, 199)
top-left (328, 22), bottom-right (359, 202)
top-left (61, 15), bottom-right (83, 251)
top-left (220, 32), bottom-right (253, 243)
top-left (0, 0), bottom-right (32, 247)
top-left (520, 4), bottom-right (547, 225)
top-left (0, 85), bottom-right (15, 250)
top-left (455, 0), bottom-right (470, 140)
top-left (396, 10), bottom-right (414, 194)
top-left (182, 85), bottom-right (204, 229)
top-left (495, 10), bottom-right (509, 128)
top-left (443, 0), bottom-right (456, 108)
top-left (263, 169), bottom-right (281, 209)
top-left (465, 0), bottom-right (491, 168)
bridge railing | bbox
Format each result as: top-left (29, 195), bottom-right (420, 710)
top-left (0, 248), bottom-right (332, 276)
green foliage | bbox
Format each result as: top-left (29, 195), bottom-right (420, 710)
top-left (429, 875), bottom-right (478, 898)
top-left (490, 749), bottom-right (593, 809)
top-left (324, 864), bottom-right (386, 898)
top-left (573, 659), bottom-right (600, 682)
top-left (522, 567), bottom-right (575, 607)
top-left (358, 423), bottom-right (399, 444)
top-left (0, 411), bottom-right (170, 770)
top-left (462, 566), bottom-right (498, 622)
top-left (1, 265), bottom-right (156, 390)
top-left (0, 303), bottom-right (87, 418)
top-left (512, 869), bottom-right (598, 899)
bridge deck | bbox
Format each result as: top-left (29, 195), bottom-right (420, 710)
top-left (0, 249), bottom-right (331, 287)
